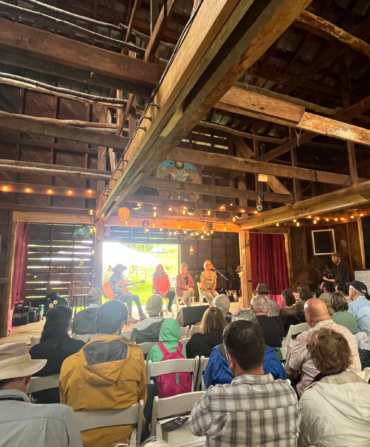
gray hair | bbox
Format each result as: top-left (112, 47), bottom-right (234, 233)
top-left (213, 294), bottom-right (230, 317)
top-left (146, 294), bottom-right (163, 317)
top-left (330, 292), bottom-right (349, 312)
top-left (232, 308), bottom-right (258, 324)
top-left (87, 287), bottom-right (103, 305)
top-left (251, 295), bottom-right (269, 314)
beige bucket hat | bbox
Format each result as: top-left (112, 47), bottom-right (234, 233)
top-left (0, 343), bottom-right (46, 381)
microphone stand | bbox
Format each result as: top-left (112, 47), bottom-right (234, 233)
top-left (213, 267), bottom-right (228, 281)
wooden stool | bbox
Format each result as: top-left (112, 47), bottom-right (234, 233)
top-left (71, 294), bottom-right (88, 318)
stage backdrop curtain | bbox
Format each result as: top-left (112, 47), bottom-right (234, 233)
top-left (250, 233), bottom-right (289, 308)
top-left (9, 222), bottom-right (29, 331)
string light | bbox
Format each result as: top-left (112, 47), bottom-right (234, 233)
top-left (211, 230), bottom-right (213, 234)
top-left (91, 250), bottom-right (95, 254)
top-left (47, 189), bottom-right (53, 194)
top-left (313, 220), bottom-right (317, 224)
top-left (160, 228), bottom-right (163, 231)
top-left (254, 210), bottom-right (258, 214)
top-left (2, 186), bottom-right (8, 191)
top-left (207, 232), bottom-right (210, 236)
top-left (169, 231), bottom-right (172, 235)
top-left (334, 218), bottom-right (338, 221)
top-left (361, 213), bottom-right (364, 217)
top-left (145, 228), bottom-right (149, 233)
top-left (184, 230), bottom-right (187, 234)
top-left (223, 224), bottom-right (226, 231)
top-left (351, 216), bottom-right (354, 219)
top-left (178, 223), bottom-right (181, 229)
top-left (25, 188), bottom-right (31, 193)
top-left (340, 218), bottom-right (344, 221)
top-left (168, 207), bottom-right (172, 211)
top-left (308, 215), bottom-right (312, 218)
top-left (241, 209), bottom-right (245, 213)
top-left (296, 222), bottom-right (300, 227)
top-left (201, 235), bottom-right (204, 239)
top-left (293, 219), bottom-right (296, 223)
top-left (183, 209), bottom-right (186, 215)
top-left (88, 190), bottom-right (92, 194)
top-left (152, 222), bottom-right (155, 228)
top-left (276, 223), bottom-right (279, 227)
top-left (125, 221), bottom-right (128, 226)
top-left (315, 217), bottom-right (320, 220)
top-left (68, 190), bottom-right (73, 195)
top-left (232, 217), bottom-right (236, 222)
top-left (230, 203), bottom-right (233, 206)
top-left (220, 205), bottom-right (225, 210)
top-left (195, 232), bottom-right (199, 235)
top-left (153, 212), bottom-right (157, 217)
top-left (89, 210), bottom-right (94, 216)
top-left (207, 210), bottom-right (211, 216)
top-left (326, 218), bottom-right (329, 222)
top-left (189, 245), bottom-right (195, 255)
top-left (153, 206), bottom-right (156, 210)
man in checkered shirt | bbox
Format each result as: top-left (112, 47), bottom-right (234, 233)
top-left (190, 320), bottom-right (300, 447)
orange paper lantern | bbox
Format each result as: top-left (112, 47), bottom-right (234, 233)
top-left (118, 207), bottom-right (130, 225)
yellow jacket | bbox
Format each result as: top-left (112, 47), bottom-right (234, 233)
top-left (60, 334), bottom-right (147, 447)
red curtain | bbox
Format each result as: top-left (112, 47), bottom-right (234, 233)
top-left (250, 233), bottom-right (290, 308)
top-left (9, 222), bottom-right (29, 331)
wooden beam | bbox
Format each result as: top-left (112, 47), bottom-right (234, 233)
top-left (150, 0), bottom-right (160, 35)
top-left (96, 0), bottom-right (314, 219)
top-left (126, 194), bottom-right (251, 213)
top-left (240, 179), bottom-right (370, 229)
top-left (199, 120), bottom-right (285, 144)
top-left (240, 229), bottom-right (253, 307)
top-left (234, 138), bottom-right (254, 159)
top-left (169, 147), bottom-right (354, 186)
top-left (0, 112), bottom-right (129, 150)
top-left (264, 131), bottom-right (316, 162)
top-left (0, 181), bottom-right (101, 199)
top-left (266, 176), bottom-right (291, 195)
top-left (296, 11), bottom-right (370, 60)
top-left (140, 177), bottom-right (294, 204)
top-left (0, 18), bottom-right (163, 96)
top-left (0, 159), bottom-right (111, 180)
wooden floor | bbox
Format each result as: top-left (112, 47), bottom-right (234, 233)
top-left (0, 300), bottom-right (242, 345)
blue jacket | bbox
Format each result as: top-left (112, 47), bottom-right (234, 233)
top-left (204, 344), bottom-right (287, 389)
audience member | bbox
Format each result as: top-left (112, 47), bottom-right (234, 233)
top-left (318, 281), bottom-right (335, 313)
top-left (60, 300), bottom-right (147, 447)
top-left (214, 294), bottom-right (232, 323)
top-left (280, 289), bottom-right (297, 316)
top-left (186, 307), bottom-right (226, 358)
top-left (71, 287), bottom-right (102, 335)
top-left (176, 263), bottom-right (195, 307)
top-left (330, 292), bottom-right (358, 334)
top-left (348, 280), bottom-right (370, 331)
top-left (251, 295), bottom-right (284, 348)
top-left (200, 260), bottom-right (219, 305)
top-left (336, 283), bottom-right (350, 302)
top-left (147, 319), bottom-right (186, 363)
top-left (191, 320), bottom-right (300, 446)
top-left (30, 306), bottom-right (84, 404)
top-left (109, 264), bottom-right (146, 323)
top-left (204, 309), bottom-right (287, 388)
top-left (295, 286), bottom-right (312, 313)
top-left (0, 343), bottom-right (82, 447)
top-left (253, 283), bottom-right (280, 316)
top-left (131, 294), bottom-right (164, 343)
top-left (299, 328), bottom-right (370, 447)
top-left (286, 299), bottom-right (361, 396)
top-left (44, 292), bottom-right (70, 315)
top-left (153, 264), bottom-right (175, 313)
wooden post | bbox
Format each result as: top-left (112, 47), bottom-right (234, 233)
top-left (239, 229), bottom-right (252, 308)
top-left (284, 231), bottom-right (293, 289)
top-left (289, 128), bottom-right (301, 202)
top-left (93, 234), bottom-right (104, 290)
top-left (357, 217), bottom-right (366, 269)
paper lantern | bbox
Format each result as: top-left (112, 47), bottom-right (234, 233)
top-left (118, 207), bottom-right (130, 225)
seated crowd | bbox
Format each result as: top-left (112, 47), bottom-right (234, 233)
top-left (1, 273), bottom-right (370, 447)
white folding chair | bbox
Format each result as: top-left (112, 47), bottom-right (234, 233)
top-left (138, 341), bottom-right (158, 355)
top-left (284, 322), bottom-right (310, 365)
top-left (30, 336), bottom-right (40, 347)
top-left (147, 357), bottom-right (199, 391)
top-left (28, 374), bottom-right (60, 395)
top-left (180, 338), bottom-right (190, 347)
top-left (151, 392), bottom-right (205, 443)
top-left (121, 330), bottom-right (133, 340)
top-left (195, 356), bottom-right (209, 391)
top-left (357, 367), bottom-right (370, 382)
top-left (189, 325), bottom-right (201, 337)
top-left (180, 327), bottom-right (189, 338)
top-left (74, 400), bottom-right (144, 447)
top-left (72, 334), bottom-right (94, 343)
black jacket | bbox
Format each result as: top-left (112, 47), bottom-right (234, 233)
top-left (335, 262), bottom-right (350, 285)
top-left (257, 315), bottom-right (284, 348)
top-left (186, 329), bottom-right (224, 358)
top-left (71, 306), bottom-right (100, 335)
top-left (29, 336), bottom-right (84, 403)
top-left (131, 320), bottom-right (164, 344)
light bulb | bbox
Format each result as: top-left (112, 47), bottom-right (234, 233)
top-left (47, 189), bottom-right (53, 194)
top-left (276, 223), bottom-right (279, 227)
top-left (88, 190), bottom-right (92, 194)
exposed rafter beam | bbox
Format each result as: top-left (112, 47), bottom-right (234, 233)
top-left (0, 112), bottom-right (129, 150)
top-left (240, 179), bottom-right (370, 229)
top-left (0, 17), bottom-right (164, 97)
top-left (169, 147), bottom-right (354, 186)
top-left (96, 0), bottom-right (314, 219)
top-left (141, 177), bottom-right (294, 204)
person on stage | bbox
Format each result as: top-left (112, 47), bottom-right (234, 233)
top-left (323, 252), bottom-right (350, 285)
top-left (176, 262), bottom-right (195, 307)
top-left (109, 264), bottom-right (146, 323)
top-left (153, 264), bottom-right (175, 313)
top-left (201, 260), bottom-right (219, 306)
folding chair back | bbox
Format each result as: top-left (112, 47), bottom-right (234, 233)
top-left (180, 338), bottom-right (190, 347)
top-left (180, 326), bottom-right (189, 338)
top-left (30, 336), bottom-right (40, 347)
top-left (357, 367), bottom-right (370, 382)
top-left (147, 357), bottom-right (199, 391)
top-left (72, 334), bottom-right (94, 343)
top-left (197, 283), bottom-right (202, 302)
top-left (138, 341), bottom-right (158, 355)
top-left (195, 356), bottom-right (209, 391)
top-left (121, 330), bottom-right (133, 340)
top-left (74, 400), bottom-right (144, 446)
top-left (151, 392), bottom-right (205, 437)
top-left (189, 325), bottom-right (201, 337)
top-left (282, 322), bottom-right (310, 348)
top-left (28, 374), bottom-right (60, 394)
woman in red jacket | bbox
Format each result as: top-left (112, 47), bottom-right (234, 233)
top-left (176, 262), bottom-right (195, 306)
top-left (153, 264), bottom-right (175, 313)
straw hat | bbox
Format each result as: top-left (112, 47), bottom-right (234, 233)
top-left (253, 283), bottom-right (271, 294)
top-left (0, 343), bottom-right (46, 381)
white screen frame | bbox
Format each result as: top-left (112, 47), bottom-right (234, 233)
top-left (311, 229), bottom-right (336, 256)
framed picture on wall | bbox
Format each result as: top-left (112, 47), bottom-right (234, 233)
top-left (312, 229), bottom-right (336, 256)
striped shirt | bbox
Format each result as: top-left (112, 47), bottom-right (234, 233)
top-left (190, 374), bottom-right (300, 447)
top-left (288, 319), bottom-right (361, 395)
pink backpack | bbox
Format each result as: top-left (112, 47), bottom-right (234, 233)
top-left (156, 342), bottom-right (192, 398)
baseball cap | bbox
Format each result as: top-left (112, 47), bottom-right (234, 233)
top-left (346, 280), bottom-right (368, 294)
